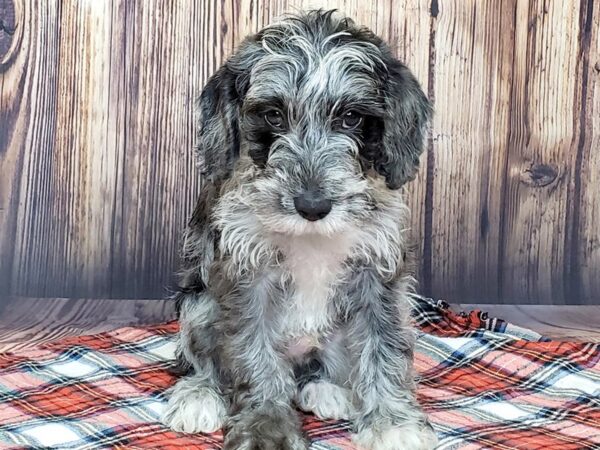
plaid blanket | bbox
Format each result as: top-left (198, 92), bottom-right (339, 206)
top-left (0, 298), bottom-right (598, 449)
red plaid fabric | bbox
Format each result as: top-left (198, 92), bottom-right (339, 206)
top-left (0, 298), bottom-right (598, 449)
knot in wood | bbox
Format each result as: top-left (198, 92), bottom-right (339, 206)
top-left (0, 0), bottom-right (17, 62)
top-left (521, 163), bottom-right (559, 187)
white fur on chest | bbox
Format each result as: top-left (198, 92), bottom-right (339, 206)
top-left (273, 231), bottom-right (359, 337)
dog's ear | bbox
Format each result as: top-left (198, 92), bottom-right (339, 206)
top-left (377, 59), bottom-right (432, 190)
top-left (195, 43), bottom-right (258, 183)
top-left (195, 66), bottom-right (243, 183)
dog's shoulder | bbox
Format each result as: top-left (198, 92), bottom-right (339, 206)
top-left (178, 179), bottom-right (223, 292)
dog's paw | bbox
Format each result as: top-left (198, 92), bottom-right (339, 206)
top-left (296, 380), bottom-right (354, 420)
top-left (353, 422), bottom-right (438, 450)
top-left (224, 407), bottom-right (308, 450)
top-left (162, 384), bottom-right (226, 434)
top-left (223, 428), bottom-right (308, 450)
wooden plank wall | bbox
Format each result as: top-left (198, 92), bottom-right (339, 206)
top-left (1, 0), bottom-right (598, 304)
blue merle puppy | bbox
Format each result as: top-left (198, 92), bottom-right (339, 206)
top-left (162, 9), bottom-right (437, 450)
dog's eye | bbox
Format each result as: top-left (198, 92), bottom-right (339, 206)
top-left (341, 111), bottom-right (363, 130)
top-left (264, 110), bottom-right (284, 129)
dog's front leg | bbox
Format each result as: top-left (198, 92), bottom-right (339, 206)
top-left (221, 279), bottom-right (308, 450)
top-left (346, 270), bottom-right (437, 450)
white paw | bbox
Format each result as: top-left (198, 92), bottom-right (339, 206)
top-left (296, 380), bottom-right (354, 420)
top-left (162, 383), bottom-right (227, 434)
top-left (353, 422), bottom-right (438, 450)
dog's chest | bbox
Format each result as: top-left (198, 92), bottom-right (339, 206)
top-left (273, 233), bottom-right (357, 337)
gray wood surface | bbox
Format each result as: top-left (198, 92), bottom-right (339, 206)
top-left (1, 1), bottom-right (598, 304)
top-left (0, 297), bottom-right (177, 352)
top-left (0, 297), bottom-right (598, 353)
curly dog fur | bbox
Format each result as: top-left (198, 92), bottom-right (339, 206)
top-left (162, 10), bottom-right (437, 450)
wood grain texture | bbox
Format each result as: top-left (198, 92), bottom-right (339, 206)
top-left (501, 1), bottom-right (584, 304)
top-left (427, 0), bottom-right (515, 301)
top-left (572, 1), bottom-right (599, 303)
top-left (0, 1), bottom-right (598, 304)
top-left (2, 1), bottom-right (204, 298)
top-left (0, 296), bottom-right (177, 352)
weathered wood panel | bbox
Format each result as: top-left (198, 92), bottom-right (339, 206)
top-left (3, 1), bottom-right (204, 298)
top-left (427, 0), bottom-right (515, 301)
top-left (501, 1), bottom-right (584, 304)
top-left (0, 0), bottom-right (598, 304)
top-left (0, 297), bottom-right (177, 352)
top-left (572, 1), bottom-right (599, 303)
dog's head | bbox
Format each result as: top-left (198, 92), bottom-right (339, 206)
top-left (197, 10), bottom-right (431, 235)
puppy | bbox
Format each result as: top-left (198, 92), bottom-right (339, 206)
top-left (162, 10), bottom-right (437, 450)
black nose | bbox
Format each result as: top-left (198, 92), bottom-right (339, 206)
top-left (293, 191), bottom-right (332, 221)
